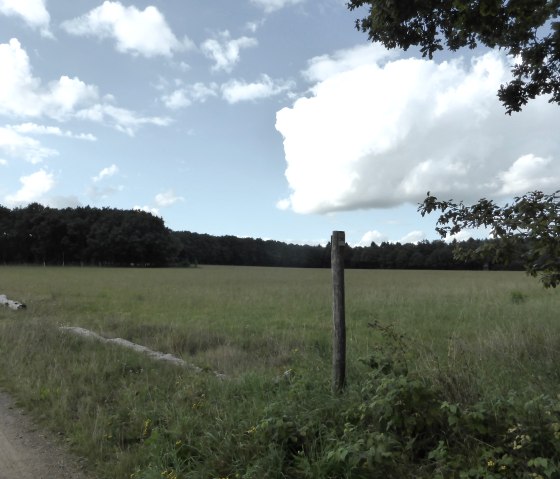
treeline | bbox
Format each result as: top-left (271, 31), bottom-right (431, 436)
top-left (0, 204), bottom-right (521, 270)
top-left (0, 203), bottom-right (179, 266)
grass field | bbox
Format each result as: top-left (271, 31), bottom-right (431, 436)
top-left (1, 266), bottom-right (559, 478)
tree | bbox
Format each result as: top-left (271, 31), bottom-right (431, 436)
top-left (347, 0), bottom-right (560, 113)
top-left (419, 190), bottom-right (560, 287)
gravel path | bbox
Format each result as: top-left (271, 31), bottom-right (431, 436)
top-left (0, 391), bottom-right (94, 479)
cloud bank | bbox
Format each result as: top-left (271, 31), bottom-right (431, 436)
top-left (276, 45), bottom-right (560, 214)
top-left (0, 38), bottom-right (169, 135)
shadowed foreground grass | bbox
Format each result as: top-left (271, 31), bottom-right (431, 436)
top-left (0, 266), bottom-right (559, 478)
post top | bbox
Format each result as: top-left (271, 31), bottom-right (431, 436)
top-left (331, 230), bottom-right (345, 247)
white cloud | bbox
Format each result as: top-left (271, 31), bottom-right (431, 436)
top-left (45, 75), bottom-right (100, 119)
top-left (162, 82), bottom-right (218, 110)
top-left (5, 169), bottom-right (55, 206)
top-left (133, 205), bottom-right (159, 216)
top-left (93, 164), bottom-right (119, 182)
top-left (8, 122), bottom-right (97, 141)
top-left (201, 31), bottom-right (257, 72)
top-left (498, 154), bottom-right (557, 195)
top-left (276, 198), bottom-right (291, 210)
top-left (62, 1), bottom-right (192, 57)
top-left (276, 45), bottom-right (560, 214)
top-left (250, 0), bottom-right (305, 13)
top-left (445, 228), bottom-right (489, 243)
top-left (0, 39), bottom-right (100, 118)
top-left (0, 126), bottom-right (57, 164)
top-left (0, 38), bottom-right (169, 135)
top-left (221, 74), bottom-right (294, 103)
top-left (0, 38), bottom-right (49, 117)
top-left (76, 103), bottom-right (171, 136)
top-left (399, 230), bottom-right (425, 244)
top-left (155, 190), bottom-right (184, 207)
top-left (356, 229), bottom-right (425, 246)
top-left (0, 0), bottom-right (51, 37)
top-left (357, 230), bottom-right (387, 246)
top-left (0, 159), bottom-right (7, 166)
top-left (304, 44), bottom-right (397, 82)
top-left (47, 195), bottom-right (82, 209)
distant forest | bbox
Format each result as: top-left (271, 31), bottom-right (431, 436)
top-left (0, 203), bottom-right (522, 270)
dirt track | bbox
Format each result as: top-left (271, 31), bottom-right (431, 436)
top-left (0, 391), bottom-right (93, 479)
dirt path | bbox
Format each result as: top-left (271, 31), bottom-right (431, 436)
top-left (0, 391), bottom-right (94, 479)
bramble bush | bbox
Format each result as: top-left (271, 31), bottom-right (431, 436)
top-left (227, 323), bottom-right (560, 478)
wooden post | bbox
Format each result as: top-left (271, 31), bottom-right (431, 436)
top-left (331, 231), bottom-right (346, 393)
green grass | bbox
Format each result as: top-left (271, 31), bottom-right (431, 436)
top-left (0, 266), bottom-right (559, 477)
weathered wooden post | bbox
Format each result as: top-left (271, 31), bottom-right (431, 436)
top-left (331, 230), bottom-right (346, 393)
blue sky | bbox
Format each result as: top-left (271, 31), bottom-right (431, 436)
top-left (1, 0), bottom-right (559, 247)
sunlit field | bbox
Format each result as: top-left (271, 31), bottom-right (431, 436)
top-left (1, 266), bottom-right (559, 477)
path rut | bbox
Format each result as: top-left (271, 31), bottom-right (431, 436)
top-left (0, 391), bottom-right (94, 479)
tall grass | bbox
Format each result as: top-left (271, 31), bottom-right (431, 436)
top-left (0, 266), bottom-right (559, 477)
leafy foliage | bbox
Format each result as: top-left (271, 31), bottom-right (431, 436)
top-left (419, 190), bottom-right (560, 287)
top-left (347, 0), bottom-right (560, 113)
top-left (221, 324), bottom-right (560, 478)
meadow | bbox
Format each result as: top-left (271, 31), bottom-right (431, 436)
top-left (0, 266), bottom-right (559, 478)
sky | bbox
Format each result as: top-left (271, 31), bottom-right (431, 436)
top-left (1, 0), bottom-right (559, 247)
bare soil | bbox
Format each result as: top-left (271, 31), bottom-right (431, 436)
top-left (0, 391), bottom-right (95, 479)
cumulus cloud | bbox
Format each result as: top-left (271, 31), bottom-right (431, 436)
top-left (162, 82), bottom-right (218, 109)
top-left (61, 1), bottom-right (193, 57)
top-left (250, 0), bottom-right (306, 13)
top-left (498, 154), bottom-right (557, 195)
top-left (0, 126), bottom-right (57, 164)
top-left (221, 74), bottom-right (294, 103)
top-left (4, 169), bottom-right (55, 206)
top-left (92, 164), bottom-right (119, 182)
top-left (357, 230), bottom-right (387, 246)
top-left (276, 45), bottom-right (560, 214)
top-left (399, 230), bottom-right (426, 244)
top-left (0, 0), bottom-right (51, 37)
top-left (0, 39), bottom-right (102, 119)
top-left (0, 38), bottom-right (169, 134)
top-left (303, 44), bottom-right (397, 83)
top-left (201, 31), bottom-right (257, 72)
top-left (155, 190), bottom-right (184, 207)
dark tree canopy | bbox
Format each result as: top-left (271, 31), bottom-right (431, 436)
top-left (347, 0), bottom-right (560, 113)
top-left (0, 203), bottom-right (524, 270)
top-left (419, 190), bottom-right (560, 287)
